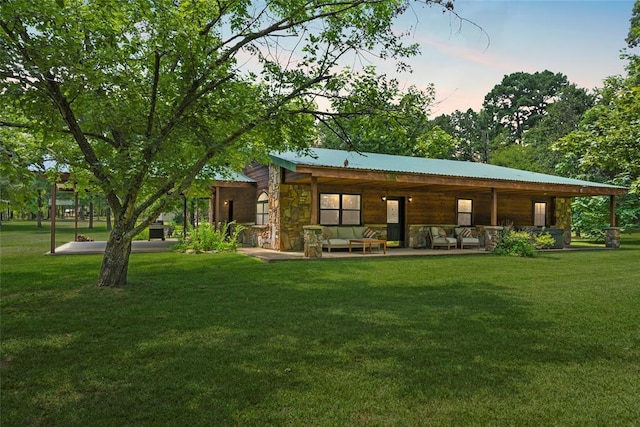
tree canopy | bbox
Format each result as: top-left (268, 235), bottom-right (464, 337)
top-left (317, 67), bottom-right (435, 156)
top-left (1, 0), bottom-right (455, 286)
top-left (482, 70), bottom-right (569, 142)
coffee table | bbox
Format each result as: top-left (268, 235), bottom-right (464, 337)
top-left (348, 239), bottom-right (387, 255)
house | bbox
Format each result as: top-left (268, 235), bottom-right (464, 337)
top-left (213, 148), bottom-right (628, 254)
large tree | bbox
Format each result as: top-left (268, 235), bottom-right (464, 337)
top-left (483, 70), bottom-right (569, 142)
top-left (553, 1), bottom-right (640, 234)
top-left (1, 0), bottom-right (455, 286)
top-left (431, 108), bottom-right (497, 162)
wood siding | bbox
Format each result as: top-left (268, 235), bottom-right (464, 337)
top-left (316, 185), bottom-right (555, 227)
top-left (244, 164), bottom-right (270, 194)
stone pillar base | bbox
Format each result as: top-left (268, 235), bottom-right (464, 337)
top-left (303, 225), bottom-right (324, 258)
top-left (604, 227), bottom-right (621, 249)
top-left (484, 226), bottom-right (504, 252)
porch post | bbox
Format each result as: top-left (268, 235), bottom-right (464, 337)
top-left (605, 195), bottom-right (621, 249)
top-left (50, 181), bottom-right (56, 254)
top-left (214, 186), bottom-right (221, 228)
top-left (208, 187), bottom-right (214, 223)
top-left (310, 176), bottom-right (318, 225)
top-left (491, 188), bottom-right (498, 226)
top-left (609, 195), bottom-right (616, 227)
top-left (74, 182), bottom-right (78, 242)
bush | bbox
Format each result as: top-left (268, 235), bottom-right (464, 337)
top-left (174, 221), bottom-right (245, 253)
top-left (494, 229), bottom-right (538, 257)
top-left (532, 232), bottom-right (556, 249)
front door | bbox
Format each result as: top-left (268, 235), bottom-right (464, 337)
top-left (386, 197), bottom-right (405, 247)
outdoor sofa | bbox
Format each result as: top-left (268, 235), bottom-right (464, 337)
top-left (322, 226), bottom-right (380, 252)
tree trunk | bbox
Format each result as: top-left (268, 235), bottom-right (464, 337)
top-left (97, 225), bottom-right (132, 287)
top-left (106, 208), bottom-right (112, 231)
top-left (89, 202), bottom-right (94, 229)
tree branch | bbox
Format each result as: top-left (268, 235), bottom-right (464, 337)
top-left (42, 76), bottom-right (122, 213)
top-left (146, 50), bottom-right (162, 137)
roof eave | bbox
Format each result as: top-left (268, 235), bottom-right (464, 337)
top-left (291, 164), bottom-right (628, 196)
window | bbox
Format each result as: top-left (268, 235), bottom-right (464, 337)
top-left (534, 202), bottom-right (547, 227)
top-left (320, 193), bottom-right (361, 225)
top-left (256, 192), bottom-right (269, 225)
top-left (457, 199), bottom-right (473, 226)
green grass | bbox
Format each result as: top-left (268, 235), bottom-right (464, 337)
top-left (2, 221), bottom-right (640, 425)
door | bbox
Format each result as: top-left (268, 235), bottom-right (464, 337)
top-left (227, 200), bottom-right (234, 222)
top-left (386, 197), bottom-right (405, 247)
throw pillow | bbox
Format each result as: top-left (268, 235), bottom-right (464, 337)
top-left (322, 229), bottom-right (332, 239)
top-left (363, 227), bottom-right (376, 238)
top-left (460, 228), bottom-right (472, 238)
top-left (438, 228), bottom-right (447, 237)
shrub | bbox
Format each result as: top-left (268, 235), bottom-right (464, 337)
top-left (532, 232), bottom-right (556, 249)
top-left (494, 229), bottom-right (538, 257)
top-left (174, 221), bottom-right (245, 252)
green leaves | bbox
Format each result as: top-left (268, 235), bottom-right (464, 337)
top-left (2, 0), bottom-right (454, 284)
top-left (318, 67), bottom-right (435, 156)
top-left (482, 70), bottom-right (570, 142)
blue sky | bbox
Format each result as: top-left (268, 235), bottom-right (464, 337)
top-left (389, 0), bottom-right (637, 115)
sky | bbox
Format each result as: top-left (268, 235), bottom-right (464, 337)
top-left (385, 0), bottom-right (637, 116)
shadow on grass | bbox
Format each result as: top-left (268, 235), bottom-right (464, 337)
top-left (2, 253), bottom-right (625, 425)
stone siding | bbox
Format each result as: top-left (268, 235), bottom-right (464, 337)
top-left (279, 184), bottom-right (311, 251)
top-left (605, 227), bottom-right (621, 248)
top-left (554, 197), bottom-right (572, 246)
top-left (267, 164), bottom-right (281, 250)
top-left (303, 226), bottom-right (323, 258)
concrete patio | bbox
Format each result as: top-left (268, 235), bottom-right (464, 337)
top-left (48, 239), bottom-right (179, 255)
top-left (49, 240), bottom-right (604, 262)
top-left (48, 239), bottom-right (488, 260)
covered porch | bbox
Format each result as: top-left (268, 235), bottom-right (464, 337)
top-left (262, 149), bottom-right (628, 255)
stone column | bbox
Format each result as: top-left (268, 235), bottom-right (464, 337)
top-left (554, 197), bottom-right (572, 246)
top-left (303, 225), bottom-right (324, 258)
top-left (484, 226), bottom-right (503, 252)
top-left (604, 227), bottom-right (621, 249)
top-left (268, 164), bottom-right (281, 250)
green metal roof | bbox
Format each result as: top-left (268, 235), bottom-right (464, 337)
top-left (197, 167), bottom-right (255, 183)
top-left (270, 148), bottom-right (626, 191)
top-left (212, 170), bottom-right (255, 183)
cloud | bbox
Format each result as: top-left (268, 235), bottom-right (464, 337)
top-left (417, 36), bottom-right (532, 74)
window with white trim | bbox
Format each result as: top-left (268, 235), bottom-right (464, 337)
top-left (320, 193), bottom-right (361, 225)
top-left (256, 192), bottom-right (269, 225)
top-left (534, 202), bottom-right (547, 227)
top-left (457, 199), bottom-right (473, 226)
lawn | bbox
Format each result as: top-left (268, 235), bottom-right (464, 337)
top-left (1, 221), bottom-right (639, 425)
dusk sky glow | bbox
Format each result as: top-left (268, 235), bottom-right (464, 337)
top-left (389, 0), bottom-right (637, 116)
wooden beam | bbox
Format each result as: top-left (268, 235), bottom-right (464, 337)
top-left (610, 195), bottom-right (616, 227)
top-left (491, 188), bottom-right (498, 226)
top-left (74, 182), bottom-right (78, 242)
top-left (208, 188), bottom-right (214, 223)
top-left (214, 186), bottom-right (221, 227)
top-left (50, 181), bottom-right (56, 254)
top-left (310, 176), bottom-right (318, 225)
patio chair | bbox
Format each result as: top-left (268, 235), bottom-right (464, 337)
top-left (427, 226), bottom-right (457, 250)
top-left (455, 227), bottom-right (480, 249)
